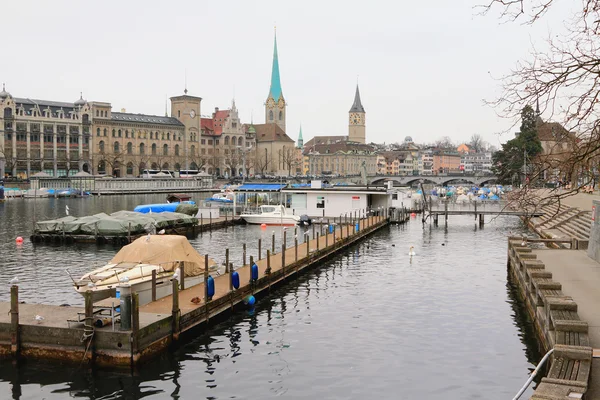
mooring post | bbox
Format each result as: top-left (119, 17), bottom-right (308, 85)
top-left (294, 227), bottom-right (297, 237)
top-left (151, 270), bottom-right (157, 302)
top-left (333, 224), bottom-right (337, 245)
top-left (479, 214), bottom-right (484, 228)
top-left (295, 237), bottom-right (298, 261)
top-left (283, 230), bottom-right (287, 249)
top-left (225, 248), bottom-right (230, 273)
top-left (258, 238), bottom-right (262, 261)
top-left (445, 200), bottom-right (448, 225)
top-left (272, 232), bottom-right (275, 253)
top-left (281, 243), bottom-right (286, 278)
top-left (474, 202), bottom-right (478, 220)
top-left (306, 233), bottom-right (310, 259)
top-left (229, 262), bottom-right (234, 294)
top-left (128, 222), bottom-right (131, 243)
top-left (325, 226), bottom-right (329, 247)
top-left (210, 212), bottom-right (212, 231)
top-left (312, 223), bottom-right (315, 240)
top-left (131, 292), bottom-right (140, 359)
top-left (346, 221), bottom-right (350, 238)
top-left (62, 222), bottom-right (65, 241)
top-left (10, 285), bottom-right (19, 357)
top-left (172, 279), bottom-right (180, 340)
top-left (180, 263), bottom-right (185, 290)
top-left (316, 232), bottom-right (320, 251)
top-left (204, 254), bottom-right (209, 305)
top-left (266, 250), bottom-right (272, 290)
top-left (200, 214), bottom-right (203, 233)
top-left (84, 290), bottom-right (94, 361)
top-left (243, 243), bottom-right (247, 266)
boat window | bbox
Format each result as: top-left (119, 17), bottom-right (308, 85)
top-left (262, 206), bottom-right (275, 213)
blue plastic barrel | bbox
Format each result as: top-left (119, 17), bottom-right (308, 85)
top-left (355, 223), bottom-right (360, 232)
top-left (207, 276), bottom-right (215, 299)
top-left (251, 263), bottom-right (259, 281)
top-left (329, 225), bottom-right (334, 234)
top-left (115, 290), bottom-right (121, 312)
top-left (231, 271), bottom-right (240, 289)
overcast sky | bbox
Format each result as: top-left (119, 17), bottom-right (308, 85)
top-left (1, 0), bottom-right (572, 148)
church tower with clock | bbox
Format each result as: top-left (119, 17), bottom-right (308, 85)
top-left (265, 30), bottom-right (286, 132)
top-left (348, 85), bottom-right (366, 144)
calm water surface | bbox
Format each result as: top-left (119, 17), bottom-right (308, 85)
top-left (0, 195), bottom-right (541, 399)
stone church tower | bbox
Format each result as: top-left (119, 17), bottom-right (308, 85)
top-left (265, 31), bottom-right (286, 132)
top-left (348, 85), bottom-right (366, 144)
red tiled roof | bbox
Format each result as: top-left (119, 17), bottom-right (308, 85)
top-left (213, 110), bottom-right (230, 136)
top-left (201, 118), bottom-right (217, 136)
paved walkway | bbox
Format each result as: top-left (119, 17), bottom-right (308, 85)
top-left (535, 189), bottom-right (600, 212)
top-left (533, 248), bottom-right (600, 398)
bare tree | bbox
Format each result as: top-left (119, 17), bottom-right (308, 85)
top-left (435, 136), bottom-right (455, 149)
top-left (254, 148), bottom-right (272, 175)
top-left (479, 0), bottom-right (600, 209)
top-left (280, 147), bottom-right (300, 176)
top-left (469, 134), bottom-right (487, 153)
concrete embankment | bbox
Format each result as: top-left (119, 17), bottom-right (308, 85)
top-left (0, 213), bottom-right (398, 368)
top-left (507, 238), bottom-right (593, 399)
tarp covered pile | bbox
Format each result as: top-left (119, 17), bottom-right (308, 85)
top-left (34, 211), bottom-right (198, 236)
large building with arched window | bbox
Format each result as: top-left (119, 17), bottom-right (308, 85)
top-left (0, 86), bottom-right (93, 178)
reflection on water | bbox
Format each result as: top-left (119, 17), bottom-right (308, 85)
top-left (0, 196), bottom-right (541, 399)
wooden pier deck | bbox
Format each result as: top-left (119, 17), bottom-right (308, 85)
top-left (0, 213), bottom-right (395, 367)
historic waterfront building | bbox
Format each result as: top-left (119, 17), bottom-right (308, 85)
top-left (0, 85), bottom-right (93, 179)
top-left (199, 100), bottom-right (255, 177)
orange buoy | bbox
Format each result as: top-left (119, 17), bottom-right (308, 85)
top-left (261, 223), bottom-right (267, 229)
top-left (410, 213), bottom-right (416, 218)
top-left (15, 236), bottom-right (23, 244)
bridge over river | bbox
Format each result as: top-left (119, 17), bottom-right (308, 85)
top-left (326, 174), bottom-right (499, 187)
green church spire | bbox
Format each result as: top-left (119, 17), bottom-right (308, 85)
top-left (269, 29), bottom-right (283, 102)
top-left (297, 124), bottom-right (304, 148)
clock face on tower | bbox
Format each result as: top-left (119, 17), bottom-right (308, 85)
top-left (278, 98), bottom-right (285, 109)
top-left (189, 109), bottom-right (196, 119)
top-left (267, 98), bottom-right (275, 108)
top-left (350, 113), bottom-right (362, 125)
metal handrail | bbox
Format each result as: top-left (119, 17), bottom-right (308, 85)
top-left (512, 348), bottom-right (554, 400)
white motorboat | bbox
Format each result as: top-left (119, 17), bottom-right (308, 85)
top-left (240, 204), bottom-right (300, 226)
top-left (70, 235), bottom-right (219, 305)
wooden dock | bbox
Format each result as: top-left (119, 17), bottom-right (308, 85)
top-left (426, 201), bottom-right (543, 227)
top-left (0, 213), bottom-right (392, 368)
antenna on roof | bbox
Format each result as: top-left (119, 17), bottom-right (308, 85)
top-left (165, 94), bottom-right (168, 117)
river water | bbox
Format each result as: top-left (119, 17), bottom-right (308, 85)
top-left (0, 194), bottom-right (541, 399)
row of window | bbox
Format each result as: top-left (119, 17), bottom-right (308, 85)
top-left (98, 141), bottom-right (187, 156)
top-left (96, 128), bottom-right (184, 141)
top-left (268, 110), bottom-right (283, 121)
top-left (5, 133), bottom-right (89, 145)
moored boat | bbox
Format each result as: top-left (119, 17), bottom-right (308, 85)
top-left (240, 204), bottom-right (300, 226)
top-left (70, 235), bottom-right (218, 305)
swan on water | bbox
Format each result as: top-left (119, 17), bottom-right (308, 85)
top-left (409, 246), bottom-right (416, 256)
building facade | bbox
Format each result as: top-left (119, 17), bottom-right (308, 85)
top-left (0, 86), bottom-right (93, 178)
top-left (461, 152), bottom-right (492, 174)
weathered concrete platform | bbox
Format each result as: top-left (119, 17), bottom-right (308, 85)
top-left (507, 239), bottom-right (594, 399)
top-left (0, 214), bottom-right (394, 367)
top-left (532, 248), bottom-right (600, 399)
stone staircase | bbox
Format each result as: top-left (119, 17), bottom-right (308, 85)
top-left (531, 203), bottom-right (592, 250)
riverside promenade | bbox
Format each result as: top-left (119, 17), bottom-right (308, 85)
top-left (520, 190), bottom-right (600, 398)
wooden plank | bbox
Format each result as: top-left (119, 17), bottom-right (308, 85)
top-left (549, 357), bottom-right (565, 379)
top-left (556, 331), bottom-right (566, 345)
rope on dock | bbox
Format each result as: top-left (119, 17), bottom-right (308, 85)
top-left (79, 319), bottom-right (96, 366)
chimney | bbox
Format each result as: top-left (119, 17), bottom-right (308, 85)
top-left (215, 107), bottom-right (219, 113)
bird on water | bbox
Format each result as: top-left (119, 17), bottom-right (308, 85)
top-left (409, 246), bottom-right (416, 256)
top-left (9, 277), bottom-right (19, 285)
